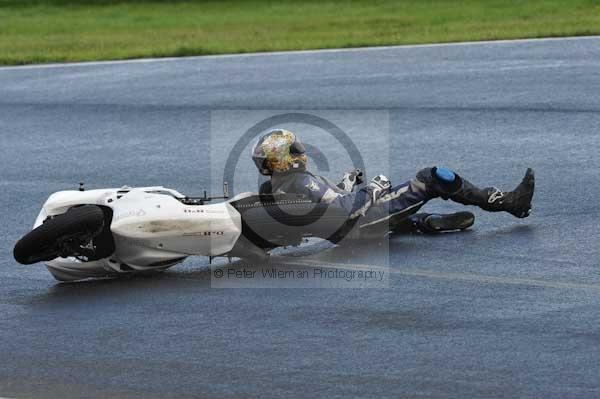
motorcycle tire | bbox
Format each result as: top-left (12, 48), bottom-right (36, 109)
top-left (14, 205), bottom-right (105, 265)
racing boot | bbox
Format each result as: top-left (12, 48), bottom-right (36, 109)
top-left (448, 168), bottom-right (535, 218)
top-left (409, 212), bottom-right (475, 234)
top-left (390, 211), bottom-right (475, 234)
top-left (409, 212), bottom-right (475, 233)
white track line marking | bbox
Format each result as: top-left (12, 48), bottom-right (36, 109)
top-left (169, 257), bottom-right (600, 292)
top-left (0, 36), bottom-right (598, 71)
top-left (274, 258), bottom-right (600, 292)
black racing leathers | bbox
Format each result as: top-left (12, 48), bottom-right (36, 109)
top-left (263, 170), bottom-right (434, 234)
top-left (260, 166), bottom-right (534, 237)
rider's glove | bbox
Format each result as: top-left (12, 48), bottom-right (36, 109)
top-left (350, 175), bottom-right (391, 219)
top-left (338, 169), bottom-right (364, 192)
top-left (367, 175), bottom-right (391, 203)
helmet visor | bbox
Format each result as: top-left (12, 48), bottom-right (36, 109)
top-left (251, 138), bottom-right (270, 175)
top-left (289, 139), bottom-right (306, 155)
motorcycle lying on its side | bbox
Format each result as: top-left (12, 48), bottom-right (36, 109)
top-left (13, 183), bottom-right (358, 281)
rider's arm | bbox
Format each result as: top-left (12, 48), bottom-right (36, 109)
top-left (298, 174), bottom-right (389, 219)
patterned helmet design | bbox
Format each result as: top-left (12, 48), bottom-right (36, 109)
top-left (251, 129), bottom-right (307, 175)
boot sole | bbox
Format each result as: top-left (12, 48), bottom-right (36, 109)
top-left (511, 168), bottom-right (535, 218)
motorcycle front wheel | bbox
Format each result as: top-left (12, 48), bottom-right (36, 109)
top-left (13, 205), bottom-right (106, 265)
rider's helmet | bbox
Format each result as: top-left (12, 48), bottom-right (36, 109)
top-left (251, 129), bottom-right (307, 175)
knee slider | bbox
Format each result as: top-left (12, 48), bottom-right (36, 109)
top-left (434, 166), bottom-right (456, 183)
top-left (433, 166), bottom-right (463, 196)
top-left (416, 166), bottom-right (462, 199)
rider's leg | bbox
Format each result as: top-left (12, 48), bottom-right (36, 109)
top-left (416, 166), bottom-right (535, 218)
top-left (359, 178), bottom-right (475, 235)
top-left (357, 165), bottom-right (534, 237)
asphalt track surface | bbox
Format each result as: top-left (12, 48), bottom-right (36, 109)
top-left (1, 37), bottom-right (600, 398)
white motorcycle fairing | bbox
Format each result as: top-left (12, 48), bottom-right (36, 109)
top-left (34, 186), bottom-right (242, 281)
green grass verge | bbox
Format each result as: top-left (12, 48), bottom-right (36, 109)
top-left (1, 0), bottom-right (599, 65)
